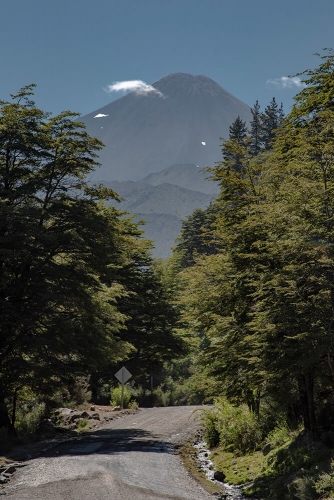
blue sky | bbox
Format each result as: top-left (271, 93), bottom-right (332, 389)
top-left (2, 0), bottom-right (334, 117)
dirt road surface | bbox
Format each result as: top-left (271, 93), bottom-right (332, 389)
top-left (3, 406), bottom-right (214, 500)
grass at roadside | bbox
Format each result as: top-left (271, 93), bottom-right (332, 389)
top-left (208, 431), bottom-right (334, 499)
top-left (210, 448), bottom-right (264, 485)
top-left (197, 399), bottom-right (334, 498)
top-left (178, 421), bottom-right (334, 499)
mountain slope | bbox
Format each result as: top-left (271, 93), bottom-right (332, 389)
top-left (81, 73), bottom-right (251, 182)
top-left (141, 163), bottom-right (219, 195)
top-left (101, 163), bottom-right (217, 258)
top-left (133, 213), bottom-right (182, 259)
top-left (106, 180), bottom-right (213, 220)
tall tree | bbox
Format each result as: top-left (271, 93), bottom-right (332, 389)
top-left (175, 52), bottom-right (334, 435)
top-left (249, 100), bottom-right (263, 157)
top-left (0, 86), bottom-right (147, 431)
top-left (262, 97), bottom-right (284, 150)
top-left (259, 50), bottom-right (334, 433)
top-left (174, 204), bottom-right (220, 268)
top-left (221, 116), bottom-right (248, 172)
top-left (116, 259), bottom-right (187, 382)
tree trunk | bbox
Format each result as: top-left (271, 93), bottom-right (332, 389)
top-left (298, 373), bottom-right (318, 437)
top-left (247, 389), bottom-right (261, 417)
top-left (11, 389), bottom-right (18, 428)
top-left (0, 392), bottom-right (16, 437)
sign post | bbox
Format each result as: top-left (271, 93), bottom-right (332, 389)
top-left (114, 366), bottom-right (132, 409)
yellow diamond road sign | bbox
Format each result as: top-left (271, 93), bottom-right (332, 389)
top-left (115, 366), bottom-right (132, 384)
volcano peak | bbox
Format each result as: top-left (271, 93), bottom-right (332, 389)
top-left (81, 73), bottom-right (251, 182)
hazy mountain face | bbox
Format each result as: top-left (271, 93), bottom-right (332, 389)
top-left (141, 163), bottom-right (219, 195)
top-left (106, 177), bottom-right (214, 219)
top-left (82, 74), bottom-right (250, 257)
top-left (101, 163), bottom-right (218, 258)
top-left (81, 73), bottom-right (251, 182)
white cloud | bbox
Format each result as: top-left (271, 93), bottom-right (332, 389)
top-left (105, 80), bottom-right (165, 98)
top-left (266, 76), bottom-right (306, 89)
top-left (94, 113), bottom-right (108, 118)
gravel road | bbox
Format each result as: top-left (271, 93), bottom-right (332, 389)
top-left (3, 406), bottom-right (214, 500)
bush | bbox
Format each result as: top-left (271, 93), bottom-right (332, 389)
top-left (267, 421), bottom-right (291, 448)
top-left (315, 460), bottom-right (334, 498)
top-left (15, 401), bottom-right (46, 436)
top-left (202, 408), bottom-right (220, 447)
top-left (151, 386), bottom-right (171, 407)
top-left (128, 400), bottom-right (139, 410)
top-left (128, 384), bottom-right (171, 407)
top-left (202, 398), bottom-right (262, 453)
top-left (68, 378), bottom-right (92, 406)
top-left (289, 476), bottom-right (317, 500)
top-left (76, 419), bottom-right (89, 433)
top-left (110, 385), bottom-right (132, 408)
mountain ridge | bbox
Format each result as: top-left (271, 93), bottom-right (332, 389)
top-left (81, 74), bottom-right (247, 256)
top-left (81, 72), bottom-right (251, 182)
top-left (101, 163), bottom-right (217, 258)
top-left (141, 163), bottom-right (219, 195)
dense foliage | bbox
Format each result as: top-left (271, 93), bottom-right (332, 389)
top-left (173, 51), bottom-right (334, 439)
top-left (0, 86), bottom-right (184, 432)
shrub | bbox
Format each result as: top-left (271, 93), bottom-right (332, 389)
top-left (68, 378), bottom-right (92, 406)
top-left (289, 476), bottom-right (317, 500)
top-left (267, 421), bottom-right (291, 448)
top-left (110, 385), bottom-right (132, 408)
top-left (151, 386), bottom-right (171, 407)
top-left (128, 384), bottom-right (171, 407)
top-left (202, 408), bottom-right (220, 447)
top-left (15, 401), bottom-right (46, 436)
top-left (76, 419), bottom-right (89, 433)
top-left (314, 460), bottom-right (334, 498)
top-left (202, 398), bottom-right (262, 453)
top-left (128, 400), bottom-right (139, 410)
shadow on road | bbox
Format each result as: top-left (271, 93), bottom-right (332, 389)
top-left (5, 427), bottom-right (177, 464)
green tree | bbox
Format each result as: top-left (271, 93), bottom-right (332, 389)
top-left (177, 137), bottom-right (268, 412)
top-left (262, 97), bottom-right (284, 150)
top-left (249, 100), bottom-right (263, 157)
top-left (206, 51), bottom-right (334, 434)
top-left (175, 52), bottom-right (334, 435)
top-left (0, 86), bottom-right (145, 431)
top-left (116, 258), bottom-right (187, 383)
top-left (174, 204), bottom-right (220, 268)
top-left (221, 116), bottom-right (248, 172)
top-left (252, 50), bottom-right (334, 434)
